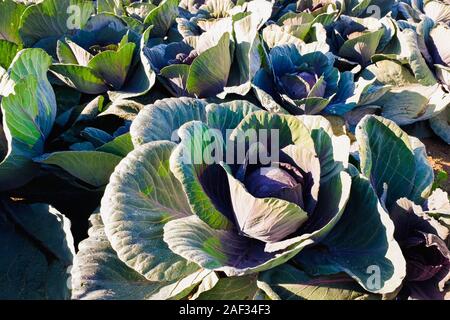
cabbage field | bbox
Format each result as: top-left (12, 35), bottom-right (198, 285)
top-left (0, 0), bottom-right (449, 301)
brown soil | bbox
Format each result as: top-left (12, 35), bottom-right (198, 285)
top-left (422, 138), bottom-right (450, 193)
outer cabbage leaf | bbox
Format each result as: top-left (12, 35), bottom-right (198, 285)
top-left (143, 0), bottom-right (179, 38)
top-left (34, 151), bottom-right (123, 187)
top-left (0, 199), bottom-right (74, 300)
top-left (429, 107), bottom-right (449, 144)
top-left (0, 0), bottom-right (26, 45)
top-left (356, 115), bottom-right (434, 208)
top-left (0, 49), bottom-right (56, 191)
top-left (100, 141), bottom-right (200, 282)
top-left (258, 264), bottom-right (379, 300)
top-left (293, 168), bottom-right (406, 295)
top-left (72, 213), bottom-right (210, 300)
top-left (19, 0), bottom-right (94, 50)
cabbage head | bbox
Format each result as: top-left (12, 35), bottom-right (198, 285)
top-left (71, 98), bottom-right (407, 300)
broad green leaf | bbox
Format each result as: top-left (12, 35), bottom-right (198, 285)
top-left (65, 39), bottom-right (93, 66)
top-left (170, 121), bottom-right (232, 230)
top-left (1, 200), bottom-right (74, 264)
top-left (108, 27), bottom-right (157, 101)
top-left (87, 42), bottom-right (136, 89)
top-left (0, 0), bottom-right (26, 44)
top-left (338, 29), bottom-right (384, 66)
top-left (258, 264), bottom-right (378, 300)
top-left (0, 65), bottom-right (14, 96)
top-left (19, 0), bottom-right (94, 48)
top-left (262, 24), bottom-right (304, 49)
top-left (34, 151), bottom-right (122, 187)
top-left (101, 141), bottom-right (199, 281)
top-left (126, 2), bottom-right (156, 21)
top-left (159, 63), bottom-right (190, 96)
top-left (164, 214), bottom-right (314, 277)
top-left (57, 95), bottom-right (105, 142)
top-left (424, 0), bottom-right (450, 23)
top-left (356, 115), bottom-right (433, 208)
top-left (97, 133), bottom-right (134, 157)
top-left (230, 111), bottom-right (315, 153)
top-left (0, 48), bottom-right (56, 191)
top-left (80, 127), bottom-right (113, 147)
top-left (294, 171), bottom-right (406, 295)
top-left (56, 40), bottom-right (79, 64)
top-left (0, 40), bottom-right (19, 73)
top-left (376, 84), bottom-right (450, 125)
top-left (7, 49), bottom-right (56, 137)
top-left (99, 99), bottom-right (143, 121)
top-left (388, 28), bottom-right (437, 86)
top-left (187, 32), bottom-right (232, 98)
top-left (97, 0), bottom-right (125, 15)
top-left (430, 107), bottom-right (450, 144)
top-left (435, 64), bottom-right (450, 87)
top-left (221, 162), bottom-right (309, 242)
top-left (201, 0), bottom-right (235, 18)
top-left (0, 199), bottom-right (74, 300)
top-left (206, 100), bottom-right (260, 138)
top-left (144, 0), bottom-right (179, 38)
top-left (298, 115), bottom-right (350, 181)
top-left (72, 213), bottom-right (209, 300)
top-left (194, 274), bottom-right (259, 300)
top-left (408, 137), bottom-right (434, 204)
top-left (265, 171), bottom-right (352, 253)
top-left (130, 97), bottom-right (208, 146)
top-left (223, 0), bottom-right (272, 96)
top-left (363, 60), bottom-right (417, 86)
top-left (50, 64), bottom-right (109, 94)
top-left (252, 69), bottom-right (289, 114)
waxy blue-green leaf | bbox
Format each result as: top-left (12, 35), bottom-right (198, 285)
top-left (0, 0), bottom-right (26, 44)
top-left (0, 40), bottom-right (19, 71)
top-left (34, 151), bottom-right (122, 187)
top-left (72, 213), bottom-right (209, 300)
top-left (87, 42), bottom-right (136, 89)
top-left (19, 0), bottom-right (95, 49)
top-left (298, 115), bottom-right (350, 181)
top-left (0, 48), bottom-right (56, 191)
top-left (294, 169), bottom-right (406, 295)
top-left (97, 133), bottom-right (134, 157)
top-left (97, 0), bottom-right (126, 15)
top-left (131, 97), bottom-right (208, 146)
top-left (265, 171), bottom-right (352, 253)
top-left (0, 200), bottom-right (74, 299)
top-left (205, 100), bottom-right (260, 138)
top-left (80, 127), bottom-right (113, 147)
top-left (222, 162), bottom-right (309, 242)
top-left (423, 0), bottom-right (450, 24)
top-left (356, 115), bottom-right (434, 208)
top-left (186, 32), bottom-right (232, 98)
top-left (223, 0), bottom-right (272, 96)
top-left (376, 84), bottom-right (450, 125)
top-left (258, 264), bottom-right (378, 300)
top-left (262, 24), bottom-right (305, 49)
top-left (408, 137), bottom-right (434, 204)
top-left (101, 141), bottom-right (200, 282)
top-left (164, 212), bottom-right (318, 277)
top-left (338, 29), bottom-right (384, 66)
top-left (144, 0), bottom-right (179, 38)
